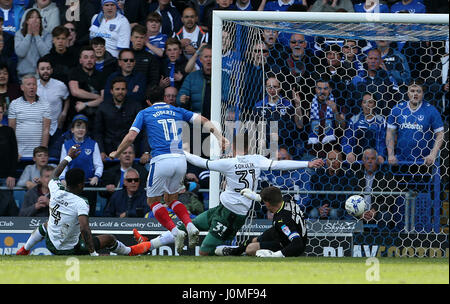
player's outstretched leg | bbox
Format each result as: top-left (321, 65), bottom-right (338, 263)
top-left (150, 201), bottom-right (179, 236)
top-left (17, 222), bottom-right (48, 255)
top-left (99, 235), bottom-right (152, 256)
top-left (133, 228), bottom-right (149, 243)
top-left (169, 200), bottom-right (199, 248)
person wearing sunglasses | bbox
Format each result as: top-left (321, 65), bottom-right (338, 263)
top-left (103, 48), bottom-right (147, 107)
top-left (103, 167), bottom-right (149, 218)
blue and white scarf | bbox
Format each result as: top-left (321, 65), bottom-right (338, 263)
top-left (308, 93), bottom-right (336, 144)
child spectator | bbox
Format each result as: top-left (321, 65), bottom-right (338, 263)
top-left (19, 164), bottom-right (54, 217)
top-left (17, 145), bottom-right (54, 190)
top-left (145, 12), bottom-right (167, 58)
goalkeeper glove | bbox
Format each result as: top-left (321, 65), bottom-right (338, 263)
top-left (256, 249), bottom-right (284, 258)
top-left (240, 188), bottom-right (261, 202)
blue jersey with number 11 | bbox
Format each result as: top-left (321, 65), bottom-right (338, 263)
top-left (130, 103), bottom-right (197, 158)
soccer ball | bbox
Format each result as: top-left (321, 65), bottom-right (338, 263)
top-left (345, 195), bottom-right (366, 217)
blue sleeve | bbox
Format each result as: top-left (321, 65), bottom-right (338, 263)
top-left (386, 107), bottom-right (398, 128)
top-left (180, 107), bottom-right (195, 123)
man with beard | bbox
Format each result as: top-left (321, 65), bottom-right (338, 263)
top-left (93, 76), bottom-right (142, 161)
top-left (36, 57), bottom-right (70, 151)
top-left (175, 7), bottom-right (208, 60)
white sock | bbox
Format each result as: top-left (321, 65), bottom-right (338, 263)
top-left (111, 240), bottom-right (131, 255)
top-left (24, 224), bottom-right (46, 250)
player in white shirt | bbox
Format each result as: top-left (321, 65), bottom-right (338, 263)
top-left (16, 145), bottom-right (152, 256)
top-left (133, 133), bottom-right (324, 255)
top-left (89, 0), bottom-right (131, 58)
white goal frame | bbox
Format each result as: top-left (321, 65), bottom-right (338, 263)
top-left (209, 11), bottom-right (449, 208)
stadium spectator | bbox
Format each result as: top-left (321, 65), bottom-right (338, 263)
top-left (342, 93), bottom-right (387, 164)
top-left (164, 86), bottom-right (177, 106)
top-left (144, 12), bottom-right (167, 58)
top-left (63, 21), bottom-right (78, 50)
top-left (308, 0), bottom-right (354, 12)
top-left (259, 0), bottom-right (306, 11)
top-left (36, 57), bottom-right (70, 153)
top-left (103, 167), bottom-right (149, 217)
top-left (262, 29), bottom-right (290, 71)
top-left (254, 76), bottom-right (302, 159)
top-left (177, 176), bottom-right (204, 216)
top-left (148, 0), bottom-right (182, 38)
top-left (423, 0), bottom-right (448, 13)
top-left (103, 48), bottom-right (146, 106)
top-left (350, 148), bottom-right (405, 230)
top-left (18, 164), bottom-right (53, 216)
top-left (306, 78), bottom-right (346, 159)
top-left (203, 0), bottom-right (234, 33)
top-left (159, 37), bottom-right (188, 91)
top-left (90, 36), bottom-right (118, 78)
top-left (175, 7), bottom-right (208, 60)
top-left (120, 0), bottom-right (148, 28)
top-left (386, 79), bottom-right (444, 166)
top-left (376, 40), bottom-right (411, 86)
top-left (350, 48), bottom-right (401, 117)
top-left (340, 39), bottom-right (364, 81)
top-left (8, 74), bottom-right (51, 158)
top-left (101, 144), bottom-right (148, 197)
top-left (309, 149), bottom-right (356, 219)
top-left (0, 63), bottom-right (21, 123)
top-left (14, 8), bottom-right (52, 77)
top-left (185, 0), bottom-right (216, 30)
top-left (44, 25), bottom-right (78, 85)
top-left (68, 46), bottom-right (105, 131)
top-left (0, 101), bottom-right (18, 189)
top-left (353, 0), bottom-right (389, 13)
top-left (0, 0), bottom-right (25, 35)
top-left (390, 0), bottom-right (426, 13)
top-left (130, 24), bottom-right (160, 88)
top-left (60, 114), bottom-right (103, 216)
top-left (177, 44), bottom-right (212, 118)
top-left (93, 76), bottom-right (142, 160)
top-left (21, 0), bottom-right (60, 34)
top-left (16, 145), bottom-right (53, 189)
top-left (0, 16), bottom-right (16, 61)
top-left (0, 189), bottom-right (18, 215)
top-left (109, 85), bottom-right (227, 252)
top-left (216, 186), bottom-right (307, 258)
top-left (89, 0), bottom-right (131, 58)
top-left (231, 0), bottom-right (254, 10)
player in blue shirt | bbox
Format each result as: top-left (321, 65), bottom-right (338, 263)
top-left (110, 85), bottom-right (228, 249)
top-left (386, 80), bottom-right (444, 166)
top-left (390, 0), bottom-right (426, 14)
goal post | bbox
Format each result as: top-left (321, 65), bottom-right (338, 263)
top-left (209, 10), bottom-right (448, 256)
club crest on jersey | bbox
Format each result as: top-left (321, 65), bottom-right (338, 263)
top-left (418, 115), bottom-right (424, 121)
top-left (109, 24), bottom-right (116, 31)
top-left (84, 149), bottom-right (92, 155)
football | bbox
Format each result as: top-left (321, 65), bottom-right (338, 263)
top-left (345, 195), bottom-right (366, 217)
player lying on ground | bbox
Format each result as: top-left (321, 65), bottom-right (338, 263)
top-left (215, 186), bottom-right (307, 258)
top-left (17, 145), bottom-right (152, 256)
top-left (109, 86), bottom-right (229, 251)
top-left (132, 133), bottom-right (322, 256)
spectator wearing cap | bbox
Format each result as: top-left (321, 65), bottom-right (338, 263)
top-left (59, 113), bottom-right (103, 216)
top-left (89, 0), bottom-right (131, 58)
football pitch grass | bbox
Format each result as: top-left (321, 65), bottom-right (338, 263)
top-left (1, 255), bottom-right (448, 284)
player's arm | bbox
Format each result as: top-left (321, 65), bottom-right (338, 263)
top-left (184, 151), bottom-right (230, 172)
top-left (78, 215), bottom-right (97, 255)
top-left (269, 158), bottom-right (324, 171)
top-left (386, 127), bottom-right (397, 165)
top-left (193, 114), bottom-right (229, 151)
top-left (109, 130), bottom-right (138, 159)
top-left (51, 145), bottom-right (81, 180)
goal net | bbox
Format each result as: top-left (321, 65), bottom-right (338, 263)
top-left (210, 11), bottom-right (449, 257)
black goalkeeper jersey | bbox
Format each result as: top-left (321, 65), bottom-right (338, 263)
top-left (272, 201), bottom-right (308, 257)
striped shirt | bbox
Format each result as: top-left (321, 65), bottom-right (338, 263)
top-left (8, 97), bottom-right (51, 157)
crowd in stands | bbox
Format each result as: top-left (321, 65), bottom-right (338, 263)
top-left (0, 0), bottom-right (448, 232)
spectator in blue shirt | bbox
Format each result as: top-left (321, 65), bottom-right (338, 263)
top-left (145, 12), bottom-right (167, 58)
top-left (259, 0), bottom-right (306, 11)
top-left (390, 0), bottom-right (426, 13)
top-left (0, 0), bottom-right (26, 35)
top-left (376, 40), bottom-right (411, 86)
top-left (353, 0), bottom-right (389, 13)
top-left (231, 0), bottom-right (254, 10)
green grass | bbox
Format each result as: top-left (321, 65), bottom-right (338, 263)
top-left (1, 256), bottom-right (448, 284)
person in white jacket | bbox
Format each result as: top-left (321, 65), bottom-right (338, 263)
top-left (14, 8), bottom-right (52, 77)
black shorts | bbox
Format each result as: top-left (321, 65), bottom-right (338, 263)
top-left (256, 227), bottom-right (283, 252)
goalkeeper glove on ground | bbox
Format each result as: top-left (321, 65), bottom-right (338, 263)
top-left (240, 188), bottom-right (261, 202)
top-left (256, 249), bottom-right (284, 258)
